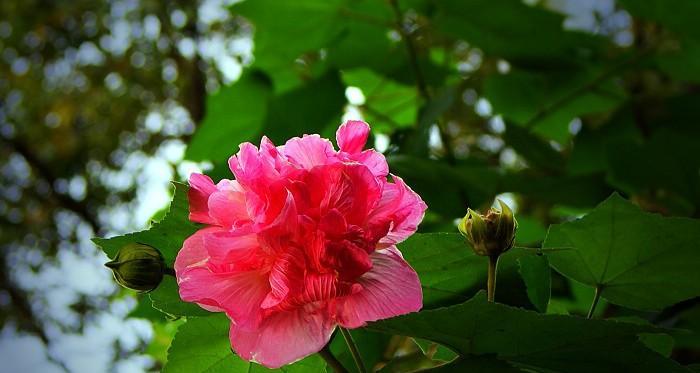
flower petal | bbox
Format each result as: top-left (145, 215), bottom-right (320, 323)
top-left (335, 247), bottom-right (422, 328)
top-left (353, 149), bottom-right (389, 177)
top-left (372, 175), bottom-right (428, 248)
top-left (188, 173), bottom-right (217, 224)
top-left (229, 304), bottom-right (336, 368)
top-left (178, 266), bottom-right (269, 327)
top-left (336, 120), bottom-right (370, 154)
top-left (203, 228), bottom-right (260, 269)
top-left (174, 227), bottom-right (219, 274)
top-left (282, 134), bottom-right (336, 169)
top-left (207, 179), bottom-right (250, 227)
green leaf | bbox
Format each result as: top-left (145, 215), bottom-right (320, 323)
top-left (341, 68), bottom-right (420, 132)
top-left (656, 39), bottom-right (700, 83)
top-left (484, 68), bottom-right (624, 142)
top-left (429, 355), bottom-right (524, 372)
top-left (186, 71), bottom-right (273, 162)
top-left (262, 70), bottom-right (346, 144)
top-left (93, 182), bottom-right (197, 266)
top-left (232, 0), bottom-right (346, 72)
top-left (605, 128), bottom-right (700, 212)
top-left (618, 0), bottom-right (700, 41)
top-left (326, 0), bottom-right (449, 89)
top-left (434, 0), bottom-right (604, 62)
top-left (149, 276), bottom-right (211, 317)
top-left (328, 329), bottom-right (390, 373)
top-left (544, 193), bottom-right (700, 311)
top-left (399, 233), bottom-right (541, 309)
top-left (518, 254), bottom-right (551, 313)
top-left (369, 293), bottom-right (688, 373)
top-left (387, 155), bottom-right (502, 216)
top-left (502, 123), bottom-right (564, 172)
top-left (164, 315), bottom-right (327, 373)
top-left (163, 314), bottom-right (237, 373)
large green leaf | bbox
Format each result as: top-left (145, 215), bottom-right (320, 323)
top-left (186, 72), bottom-right (273, 162)
top-left (518, 254), bottom-right (551, 313)
top-left (262, 70), bottom-right (346, 144)
top-left (149, 276), bottom-right (210, 317)
top-left (163, 315), bottom-right (327, 373)
top-left (232, 0), bottom-right (346, 72)
top-left (434, 0), bottom-right (604, 63)
top-left (387, 155), bottom-right (502, 216)
top-left (341, 68), bottom-right (420, 132)
top-left (369, 293), bottom-right (688, 373)
top-left (93, 182), bottom-right (197, 266)
top-left (605, 128), bottom-right (700, 213)
top-left (398, 233), bottom-right (544, 309)
top-left (484, 68), bottom-right (624, 142)
top-left (544, 193), bottom-right (700, 311)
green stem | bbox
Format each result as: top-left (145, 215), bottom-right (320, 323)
top-left (340, 327), bottom-right (366, 373)
top-left (318, 344), bottom-right (348, 373)
top-left (487, 255), bottom-right (499, 302)
top-left (587, 286), bottom-right (603, 319)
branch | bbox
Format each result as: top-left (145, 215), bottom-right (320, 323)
top-left (387, 0), bottom-right (458, 164)
top-left (0, 136), bottom-right (100, 233)
top-left (388, 0), bottom-right (429, 101)
top-left (0, 254), bottom-right (49, 344)
top-left (525, 48), bottom-right (654, 130)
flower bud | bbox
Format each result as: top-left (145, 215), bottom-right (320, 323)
top-left (458, 199), bottom-right (517, 257)
top-left (105, 243), bottom-right (166, 292)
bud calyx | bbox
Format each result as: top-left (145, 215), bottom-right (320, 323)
top-left (458, 199), bottom-right (517, 257)
top-left (105, 243), bottom-right (166, 292)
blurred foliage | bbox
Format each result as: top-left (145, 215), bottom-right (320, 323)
top-left (5, 0), bottom-right (700, 371)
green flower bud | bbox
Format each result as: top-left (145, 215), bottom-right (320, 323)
top-left (105, 243), bottom-right (166, 292)
top-left (458, 199), bottom-right (517, 257)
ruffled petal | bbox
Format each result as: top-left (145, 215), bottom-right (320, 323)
top-left (336, 120), bottom-right (370, 154)
top-left (188, 173), bottom-right (217, 224)
top-left (372, 175), bottom-right (427, 248)
top-left (203, 228), bottom-right (260, 269)
top-left (335, 247), bottom-right (422, 328)
top-left (178, 266), bottom-right (269, 327)
top-left (261, 247), bottom-right (305, 309)
top-left (229, 304), bottom-right (336, 368)
top-left (304, 163), bottom-right (381, 225)
top-left (282, 135), bottom-right (336, 170)
top-left (174, 227), bottom-right (219, 274)
top-left (353, 149), bottom-right (389, 177)
top-left (207, 179), bottom-right (250, 227)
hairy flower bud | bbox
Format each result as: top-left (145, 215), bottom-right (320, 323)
top-left (458, 199), bottom-right (517, 257)
top-left (105, 243), bottom-right (166, 292)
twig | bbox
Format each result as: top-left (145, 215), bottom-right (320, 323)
top-left (340, 327), bottom-right (367, 373)
top-left (525, 48), bottom-right (654, 130)
top-left (318, 344), bottom-right (349, 373)
top-left (0, 136), bottom-right (100, 233)
top-left (587, 285), bottom-right (603, 319)
top-left (388, 0), bottom-right (429, 101)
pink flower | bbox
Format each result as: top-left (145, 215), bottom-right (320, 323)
top-left (175, 120), bottom-right (427, 368)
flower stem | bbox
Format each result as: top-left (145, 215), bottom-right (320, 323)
top-left (163, 267), bottom-right (176, 277)
top-left (319, 344), bottom-right (348, 373)
top-left (340, 327), bottom-right (367, 373)
top-left (487, 255), bottom-right (499, 302)
top-left (587, 285), bottom-right (603, 319)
